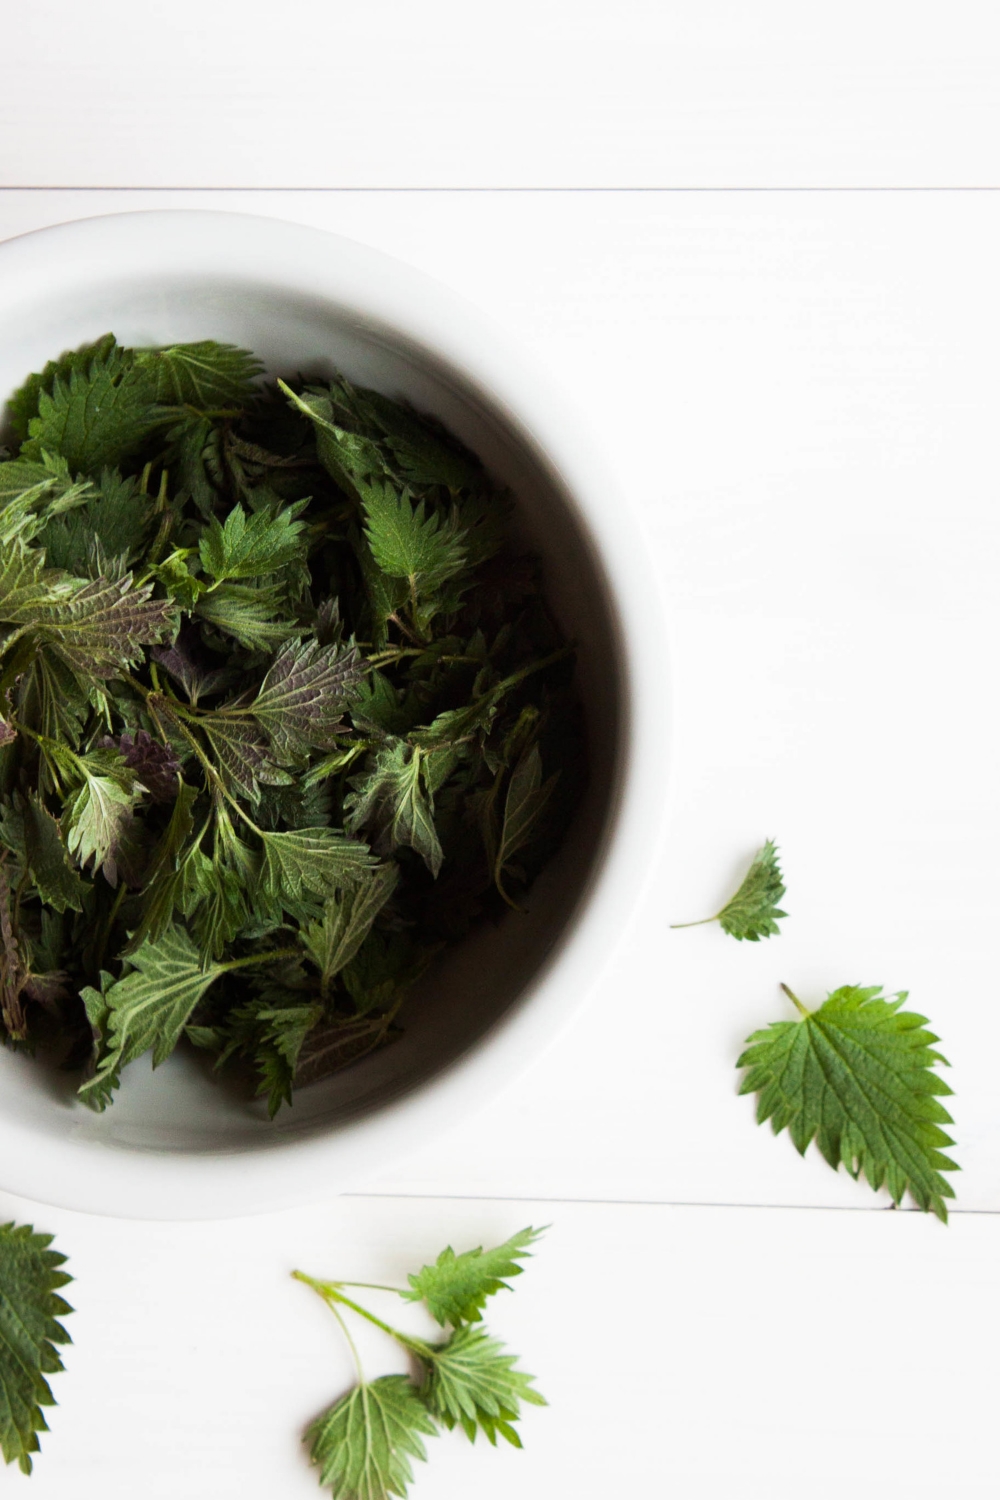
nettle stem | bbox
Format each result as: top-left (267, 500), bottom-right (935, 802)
top-left (780, 983), bottom-right (810, 1018)
top-left (292, 1273), bottom-right (434, 1361)
top-left (668, 915), bottom-right (717, 930)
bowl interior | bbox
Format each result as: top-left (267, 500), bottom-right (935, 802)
top-left (0, 268), bottom-right (622, 1155)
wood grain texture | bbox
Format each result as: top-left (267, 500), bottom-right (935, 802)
top-left (2, 2), bottom-right (1000, 187)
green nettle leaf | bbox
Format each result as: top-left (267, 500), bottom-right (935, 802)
top-left (402, 1227), bottom-right (544, 1326)
top-left (672, 838), bottom-right (787, 941)
top-left (79, 924), bottom-right (227, 1108)
top-left (493, 747), bottom-right (558, 907)
top-left (0, 1222), bottom-right (73, 1474)
top-left (0, 538), bottom-right (76, 625)
top-left (296, 1224), bottom-right (545, 1492)
top-left (252, 638), bottom-right (366, 761)
top-left (199, 501), bottom-right (308, 583)
top-left (133, 340), bottom-right (263, 409)
top-left (421, 1327), bottom-right (546, 1447)
top-left (62, 760), bottom-right (144, 886)
top-left (0, 793), bottom-right (87, 913)
top-left (258, 827), bottom-right (377, 911)
top-left (26, 572), bottom-right (175, 678)
top-left (194, 711), bottom-right (290, 803)
top-left (302, 864), bottom-right (399, 991)
top-left (39, 469), bottom-right (152, 574)
top-left (21, 341), bottom-right (162, 476)
top-left (344, 741), bottom-right (444, 877)
top-left (5, 332), bottom-right (117, 444)
top-left (738, 984), bottom-right (959, 1221)
top-left (307, 1376), bottom-right (437, 1500)
top-left (360, 479), bottom-right (466, 591)
top-left (195, 582), bottom-right (302, 650)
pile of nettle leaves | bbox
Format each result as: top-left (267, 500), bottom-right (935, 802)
top-left (0, 336), bottom-right (580, 1113)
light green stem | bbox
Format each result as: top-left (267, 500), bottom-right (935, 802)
top-left (780, 983), bottom-right (810, 1017)
top-left (292, 1273), bottom-right (434, 1360)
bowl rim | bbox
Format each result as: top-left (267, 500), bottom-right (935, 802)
top-left (0, 209), bottom-right (672, 1219)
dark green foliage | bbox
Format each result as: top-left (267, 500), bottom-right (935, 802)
top-left (295, 1226), bottom-right (546, 1498)
top-left (0, 1222), bottom-right (73, 1474)
top-left (0, 336), bottom-right (581, 1110)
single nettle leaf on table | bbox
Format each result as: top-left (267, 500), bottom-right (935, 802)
top-left (307, 1374), bottom-right (437, 1500)
top-left (738, 984), bottom-right (959, 1221)
top-left (403, 1226), bottom-right (544, 1326)
top-left (672, 839), bottom-right (787, 941)
top-left (198, 500), bottom-right (308, 583)
top-left (251, 638), bottom-right (366, 761)
top-left (133, 340), bottom-right (263, 409)
top-left (422, 1325), bottom-right (546, 1447)
top-left (20, 341), bottom-right (163, 477)
top-left (78, 923), bottom-right (227, 1109)
top-left (0, 1222), bottom-right (73, 1475)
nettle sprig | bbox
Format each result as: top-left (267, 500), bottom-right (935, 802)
top-left (295, 1227), bottom-right (546, 1499)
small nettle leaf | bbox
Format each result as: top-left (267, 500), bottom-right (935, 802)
top-left (5, 332), bottom-right (117, 444)
top-left (25, 572), bottom-right (175, 679)
top-left (672, 839), bottom-right (787, 941)
top-left (738, 984), bottom-right (958, 1221)
top-left (0, 538), bottom-right (76, 625)
top-left (360, 479), bottom-right (466, 590)
top-left (97, 729), bottom-right (181, 804)
top-left (199, 500), bottom-right (308, 583)
top-left (258, 827), bottom-right (377, 913)
top-left (195, 581), bottom-right (302, 650)
top-left (493, 747), bottom-right (558, 908)
top-left (79, 924), bottom-right (227, 1108)
top-left (186, 709), bottom-right (290, 804)
top-left (39, 468), bottom-right (151, 574)
top-left (421, 1326), bottom-right (546, 1447)
top-left (21, 340), bottom-right (163, 477)
top-left (252, 638), bottom-right (366, 761)
top-left (0, 792), bottom-right (87, 913)
top-left (403, 1226), bottom-right (544, 1326)
top-left (0, 1222), bottom-right (73, 1475)
top-left (344, 741), bottom-right (444, 877)
top-left (302, 864), bottom-right (399, 991)
top-left (61, 752), bottom-right (146, 887)
top-left (133, 340), bottom-right (263, 409)
top-left (307, 1375), bottom-right (437, 1500)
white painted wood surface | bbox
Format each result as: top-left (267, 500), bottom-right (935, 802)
top-left (2, 3), bottom-right (1000, 187)
top-left (1, 44), bottom-right (999, 1492)
top-left (0, 1188), bottom-right (996, 1500)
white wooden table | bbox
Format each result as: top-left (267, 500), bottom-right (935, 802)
top-left (1, 7), bottom-right (999, 1495)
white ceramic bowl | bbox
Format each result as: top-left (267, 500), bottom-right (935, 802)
top-left (0, 211), bottom-right (667, 1219)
